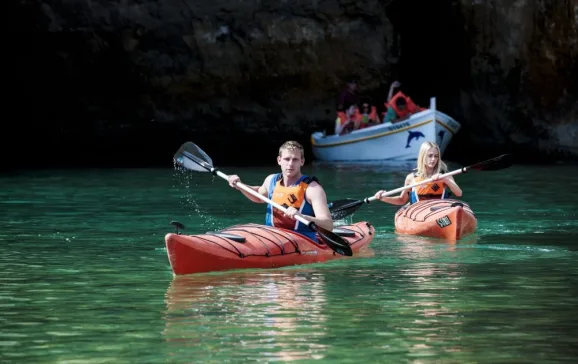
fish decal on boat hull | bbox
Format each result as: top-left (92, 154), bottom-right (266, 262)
top-left (438, 130), bottom-right (446, 144)
top-left (406, 130), bottom-right (425, 148)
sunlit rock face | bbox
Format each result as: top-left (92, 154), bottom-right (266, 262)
top-left (7, 0), bottom-right (577, 167)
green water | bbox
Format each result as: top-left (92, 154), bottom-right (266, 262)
top-left (1, 162), bottom-right (577, 363)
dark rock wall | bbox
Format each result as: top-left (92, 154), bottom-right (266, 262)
top-left (6, 0), bottom-right (577, 168)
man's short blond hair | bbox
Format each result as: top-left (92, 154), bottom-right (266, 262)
top-left (278, 141), bottom-right (304, 158)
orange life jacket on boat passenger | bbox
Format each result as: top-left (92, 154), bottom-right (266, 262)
top-left (356, 106), bottom-right (378, 127)
top-left (336, 111), bottom-right (348, 127)
top-left (335, 110), bottom-right (356, 135)
top-left (384, 92), bottom-right (425, 119)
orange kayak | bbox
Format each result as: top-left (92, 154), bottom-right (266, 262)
top-left (165, 222), bottom-right (375, 275)
top-left (394, 199), bottom-right (477, 240)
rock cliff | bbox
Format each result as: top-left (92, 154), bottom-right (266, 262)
top-left (7, 0), bottom-right (578, 167)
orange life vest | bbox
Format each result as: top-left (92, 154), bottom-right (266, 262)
top-left (384, 92), bottom-right (426, 119)
top-left (266, 174), bottom-right (318, 241)
top-left (356, 106), bottom-right (378, 127)
top-left (335, 110), bottom-right (356, 135)
top-left (409, 175), bottom-right (448, 204)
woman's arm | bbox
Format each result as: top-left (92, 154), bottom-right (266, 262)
top-left (373, 174), bottom-right (412, 205)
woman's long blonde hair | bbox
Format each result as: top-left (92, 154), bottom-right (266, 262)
top-left (415, 141), bottom-right (447, 178)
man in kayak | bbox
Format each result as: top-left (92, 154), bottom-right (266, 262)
top-left (227, 141), bottom-right (334, 242)
top-left (372, 141), bottom-right (463, 205)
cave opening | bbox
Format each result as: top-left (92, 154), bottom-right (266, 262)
top-left (381, 0), bottom-right (472, 162)
top-left (384, 0), bottom-right (470, 111)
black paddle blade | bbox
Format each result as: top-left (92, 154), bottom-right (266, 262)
top-left (173, 142), bottom-right (214, 172)
top-left (469, 154), bottom-right (513, 171)
top-left (312, 224), bottom-right (353, 256)
top-left (328, 199), bottom-right (364, 220)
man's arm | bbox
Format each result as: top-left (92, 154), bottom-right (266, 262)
top-left (229, 174), bottom-right (273, 203)
top-left (303, 182), bottom-right (334, 232)
top-left (387, 80), bottom-right (401, 101)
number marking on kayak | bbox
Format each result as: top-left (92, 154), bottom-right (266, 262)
top-left (436, 215), bottom-right (452, 228)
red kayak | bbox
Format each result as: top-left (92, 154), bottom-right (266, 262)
top-left (394, 199), bottom-right (477, 240)
top-left (165, 221), bottom-right (375, 275)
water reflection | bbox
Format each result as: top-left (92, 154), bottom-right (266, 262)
top-left (161, 247), bottom-right (476, 361)
top-left (395, 233), bottom-right (479, 251)
top-left (388, 234), bottom-right (473, 357)
top-left (163, 271), bottom-right (329, 361)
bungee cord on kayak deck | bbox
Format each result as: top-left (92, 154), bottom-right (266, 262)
top-left (164, 222), bottom-right (373, 275)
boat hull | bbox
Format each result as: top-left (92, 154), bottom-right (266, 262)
top-left (311, 109), bottom-right (461, 161)
top-left (165, 222), bottom-right (375, 275)
top-left (394, 199), bottom-right (477, 240)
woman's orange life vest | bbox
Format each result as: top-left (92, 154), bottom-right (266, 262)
top-left (409, 175), bottom-right (448, 204)
top-left (384, 91), bottom-right (426, 119)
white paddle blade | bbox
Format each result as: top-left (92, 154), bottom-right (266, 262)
top-left (174, 153), bottom-right (209, 172)
top-left (173, 142), bottom-right (214, 172)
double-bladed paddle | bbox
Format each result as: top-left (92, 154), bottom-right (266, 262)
top-left (329, 154), bottom-right (514, 220)
top-left (173, 142), bottom-right (354, 257)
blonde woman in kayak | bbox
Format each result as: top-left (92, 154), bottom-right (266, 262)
top-left (373, 141), bottom-right (463, 205)
top-left (227, 141), bottom-right (333, 242)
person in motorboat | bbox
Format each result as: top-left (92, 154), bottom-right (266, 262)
top-left (383, 81), bottom-right (426, 124)
top-left (372, 141), bottom-right (463, 205)
top-left (335, 101), bottom-right (380, 134)
top-left (227, 141), bottom-right (334, 242)
top-left (337, 79), bottom-right (360, 112)
top-left (358, 102), bottom-right (380, 128)
top-left (383, 97), bottom-right (410, 123)
top-left (335, 105), bottom-right (357, 135)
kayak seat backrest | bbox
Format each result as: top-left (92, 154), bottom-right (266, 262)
top-left (332, 228), bottom-right (356, 238)
top-left (206, 232), bottom-right (246, 243)
top-left (430, 202), bottom-right (465, 212)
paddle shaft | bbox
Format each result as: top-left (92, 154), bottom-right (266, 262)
top-left (372, 167), bottom-right (467, 202)
top-left (212, 170), bottom-right (315, 228)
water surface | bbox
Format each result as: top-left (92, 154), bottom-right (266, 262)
top-left (1, 162), bottom-right (577, 362)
